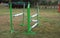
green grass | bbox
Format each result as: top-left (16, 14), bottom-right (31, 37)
top-left (0, 6), bottom-right (60, 38)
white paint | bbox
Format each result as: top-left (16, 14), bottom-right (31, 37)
top-left (32, 20), bottom-right (38, 22)
top-left (31, 23), bottom-right (38, 29)
top-left (31, 13), bottom-right (37, 18)
top-left (13, 13), bottom-right (23, 17)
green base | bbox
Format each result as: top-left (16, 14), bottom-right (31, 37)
top-left (23, 31), bottom-right (36, 35)
top-left (11, 30), bottom-right (14, 34)
top-left (20, 24), bottom-right (24, 26)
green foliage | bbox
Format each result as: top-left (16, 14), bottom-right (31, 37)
top-left (41, 0), bottom-right (47, 5)
top-left (52, 1), bottom-right (58, 5)
top-left (40, 0), bottom-right (58, 5)
top-left (0, 0), bottom-right (58, 5)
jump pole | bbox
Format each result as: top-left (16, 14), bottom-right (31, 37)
top-left (9, 2), bottom-right (14, 33)
top-left (26, 3), bottom-right (39, 34)
top-left (23, 2), bottom-right (35, 34)
top-left (27, 3), bottom-right (31, 32)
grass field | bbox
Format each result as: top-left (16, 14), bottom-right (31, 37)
top-left (0, 6), bottom-right (60, 38)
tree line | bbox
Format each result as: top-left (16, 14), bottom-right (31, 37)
top-left (0, 0), bottom-right (58, 5)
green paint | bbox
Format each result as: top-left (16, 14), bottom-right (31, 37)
top-left (27, 3), bottom-right (31, 32)
top-left (9, 2), bottom-right (14, 33)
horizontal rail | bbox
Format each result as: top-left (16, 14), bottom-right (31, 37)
top-left (13, 13), bottom-right (23, 17)
top-left (32, 20), bottom-right (38, 22)
top-left (31, 13), bottom-right (37, 18)
top-left (31, 23), bottom-right (38, 29)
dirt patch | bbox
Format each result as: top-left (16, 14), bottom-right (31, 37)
top-left (0, 15), bottom-right (10, 31)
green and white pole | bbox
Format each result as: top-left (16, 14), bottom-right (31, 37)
top-left (9, 2), bottom-right (14, 33)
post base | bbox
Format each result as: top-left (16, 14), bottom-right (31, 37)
top-left (23, 31), bottom-right (36, 35)
top-left (20, 24), bottom-right (24, 26)
top-left (11, 30), bottom-right (14, 34)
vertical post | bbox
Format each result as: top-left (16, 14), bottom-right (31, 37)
top-left (37, 3), bottom-right (39, 25)
top-left (23, 3), bottom-right (25, 26)
top-left (27, 3), bottom-right (31, 32)
top-left (10, 2), bottom-right (14, 33)
top-left (20, 3), bottom-right (25, 26)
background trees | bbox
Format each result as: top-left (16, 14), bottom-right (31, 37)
top-left (0, 0), bottom-right (58, 5)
